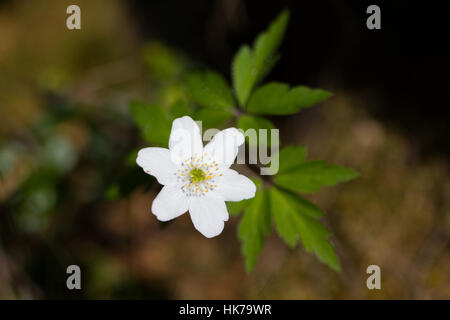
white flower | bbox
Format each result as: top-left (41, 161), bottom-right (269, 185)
top-left (136, 116), bottom-right (256, 238)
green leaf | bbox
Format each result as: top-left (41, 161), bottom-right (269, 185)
top-left (194, 107), bottom-right (233, 129)
top-left (278, 145), bottom-right (307, 174)
top-left (160, 84), bottom-right (188, 109)
top-left (237, 114), bottom-right (276, 146)
top-left (258, 54), bottom-right (280, 83)
top-left (232, 10), bottom-right (290, 107)
top-left (247, 82), bottom-right (332, 115)
top-left (169, 99), bottom-right (192, 118)
top-left (274, 160), bottom-right (359, 194)
top-left (232, 46), bottom-right (252, 107)
top-left (274, 188), bottom-right (324, 219)
top-left (142, 42), bottom-right (185, 81)
top-left (237, 114), bottom-right (276, 131)
top-left (186, 71), bottom-right (235, 110)
top-left (247, 82), bottom-right (331, 115)
top-left (129, 101), bottom-right (171, 146)
top-left (227, 199), bottom-right (250, 216)
top-left (238, 182), bottom-right (271, 272)
top-left (270, 187), bottom-right (340, 271)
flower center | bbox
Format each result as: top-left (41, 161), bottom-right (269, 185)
top-left (175, 153), bottom-right (222, 197)
top-left (189, 168), bottom-right (205, 183)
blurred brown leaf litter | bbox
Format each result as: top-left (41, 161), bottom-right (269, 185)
top-left (0, 0), bottom-right (449, 299)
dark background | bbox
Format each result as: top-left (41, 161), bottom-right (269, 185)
top-left (130, 0), bottom-right (450, 157)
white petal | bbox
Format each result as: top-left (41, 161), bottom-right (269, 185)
top-left (203, 128), bottom-right (244, 168)
top-left (189, 194), bottom-right (228, 238)
top-left (136, 147), bottom-right (177, 185)
top-left (152, 185), bottom-right (189, 222)
top-left (169, 116), bottom-right (203, 166)
top-left (214, 169), bottom-right (256, 201)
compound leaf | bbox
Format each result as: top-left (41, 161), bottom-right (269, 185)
top-left (277, 145), bottom-right (307, 174)
top-left (238, 180), bottom-right (271, 272)
top-left (186, 71), bottom-right (235, 110)
top-left (247, 82), bottom-right (332, 115)
top-left (271, 187), bottom-right (340, 271)
top-left (274, 160), bottom-right (359, 193)
top-left (232, 10), bottom-right (290, 107)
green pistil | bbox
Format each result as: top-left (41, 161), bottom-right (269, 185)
top-left (190, 168), bottom-right (205, 183)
